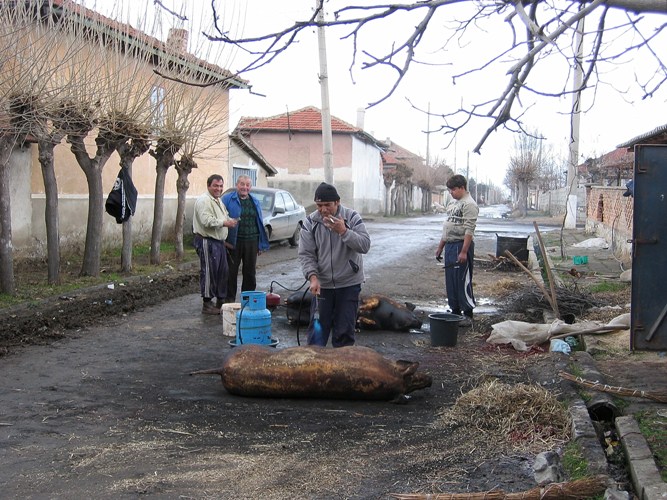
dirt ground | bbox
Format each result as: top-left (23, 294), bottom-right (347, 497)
top-left (0, 223), bottom-right (650, 499)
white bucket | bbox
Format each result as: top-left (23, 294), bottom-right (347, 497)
top-left (221, 303), bottom-right (241, 337)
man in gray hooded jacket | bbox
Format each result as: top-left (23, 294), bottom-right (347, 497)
top-left (298, 183), bottom-right (371, 347)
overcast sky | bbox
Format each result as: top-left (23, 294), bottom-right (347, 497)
top-left (94, 0), bottom-right (667, 187)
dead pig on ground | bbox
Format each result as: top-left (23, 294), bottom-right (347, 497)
top-left (191, 344), bottom-right (432, 402)
top-left (284, 291), bottom-right (422, 332)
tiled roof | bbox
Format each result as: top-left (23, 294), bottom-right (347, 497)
top-left (237, 106), bottom-right (358, 133)
top-left (598, 148), bottom-right (633, 168)
top-left (49, 0), bottom-right (247, 89)
top-left (617, 123), bottom-right (667, 149)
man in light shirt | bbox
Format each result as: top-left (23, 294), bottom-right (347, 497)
top-left (192, 174), bottom-right (238, 315)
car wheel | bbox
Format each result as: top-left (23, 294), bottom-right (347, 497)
top-left (288, 224), bottom-right (301, 247)
top-left (265, 226), bottom-right (272, 242)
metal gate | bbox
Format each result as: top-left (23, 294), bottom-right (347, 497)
top-left (631, 145), bottom-right (667, 350)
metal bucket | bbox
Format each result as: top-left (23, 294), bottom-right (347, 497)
top-left (496, 234), bottom-right (529, 261)
top-left (428, 313), bottom-right (463, 347)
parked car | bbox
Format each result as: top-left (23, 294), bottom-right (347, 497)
top-left (223, 187), bottom-right (306, 246)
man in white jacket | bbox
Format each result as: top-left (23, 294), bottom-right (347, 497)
top-left (298, 183), bottom-right (371, 347)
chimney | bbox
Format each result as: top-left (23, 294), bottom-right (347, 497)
top-left (167, 28), bottom-right (189, 53)
top-left (356, 108), bottom-right (365, 129)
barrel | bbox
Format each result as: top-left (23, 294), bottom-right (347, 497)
top-left (496, 234), bottom-right (529, 262)
top-left (221, 303), bottom-right (241, 337)
top-left (428, 313), bottom-right (463, 347)
top-left (236, 291), bottom-right (272, 345)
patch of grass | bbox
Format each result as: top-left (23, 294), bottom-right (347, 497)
top-left (586, 281), bottom-right (630, 294)
top-left (562, 441), bottom-right (589, 480)
top-left (636, 410), bottom-right (667, 481)
top-left (2, 243), bottom-right (198, 310)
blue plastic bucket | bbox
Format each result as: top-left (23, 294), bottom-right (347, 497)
top-left (428, 313), bottom-right (463, 347)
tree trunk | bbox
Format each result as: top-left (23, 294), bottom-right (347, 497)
top-left (120, 161), bottom-right (133, 274)
top-left (150, 142), bottom-right (178, 265)
top-left (383, 183), bottom-right (392, 216)
top-left (150, 161), bottom-right (169, 265)
top-left (174, 157), bottom-right (195, 260)
top-left (518, 181), bottom-right (528, 217)
top-left (118, 138), bottom-right (150, 273)
top-left (69, 133), bottom-right (118, 277)
top-left (0, 138), bottom-right (16, 295)
top-left (37, 137), bottom-right (63, 285)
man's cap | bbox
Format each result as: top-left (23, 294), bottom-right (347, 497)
top-left (314, 182), bottom-right (340, 202)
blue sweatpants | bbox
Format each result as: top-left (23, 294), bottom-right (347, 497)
top-left (307, 284), bottom-right (361, 347)
top-left (194, 235), bottom-right (228, 301)
top-left (444, 240), bottom-right (476, 316)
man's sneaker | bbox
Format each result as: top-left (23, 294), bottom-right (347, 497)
top-left (215, 299), bottom-right (224, 309)
top-left (202, 302), bottom-right (220, 315)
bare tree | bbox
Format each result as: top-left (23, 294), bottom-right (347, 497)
top-left (505, 131), bottom-right (552, 217)
top-left (196, 1), bottom-right (667, 154)
top-left (148, 21), bottom-right (233, 264)
top-left (0, 2), bottom-right (76, 291)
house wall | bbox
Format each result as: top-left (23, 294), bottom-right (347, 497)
top-left (245, 130), bottom-right (383, 214)
top-left (9, 146), bottom-right (33, 250)
top-left (228, 144), bottom-right (272, 188)
top-left (351, 138), bottom-right (384, 214)
top-left (585, 186), bottom-right (633, 265)
top-left (8, 25), bottom-right (236, 257)
top-left (535, 186), bottom-right (586, 221)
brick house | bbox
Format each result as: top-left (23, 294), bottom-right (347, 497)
top-left (234, 106), bottom-right (386, 213)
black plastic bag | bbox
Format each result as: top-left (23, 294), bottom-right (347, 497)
top-left (105, 168), bottom-right (138, 223)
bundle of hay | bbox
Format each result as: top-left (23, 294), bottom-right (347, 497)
top-left (437, 380), bottom-right (571, 453)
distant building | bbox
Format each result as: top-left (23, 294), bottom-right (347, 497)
top-left (234, 106), bottom-right (385, 213)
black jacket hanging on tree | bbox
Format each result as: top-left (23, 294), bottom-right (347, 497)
top-left (105, 168), bottom-right (138, 224)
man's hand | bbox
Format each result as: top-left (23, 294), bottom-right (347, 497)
top-left (324, 216), bottom-right (345, 235)
top-left (309, 275), bottom-right (321, 295)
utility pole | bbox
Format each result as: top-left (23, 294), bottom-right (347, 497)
top-left (316, 0), bottom-right (333, 184)
top-left (425, 102), bottom-right (430, 168)
top-left (566, 16), bottom-right (584, 229)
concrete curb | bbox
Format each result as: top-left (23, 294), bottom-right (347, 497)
top-left (534, 228), bottom-right (666, 498)
top-left (616, 416), bottom-right (667, 500)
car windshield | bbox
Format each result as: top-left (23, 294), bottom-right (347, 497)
top-left (253, 192), bottom-right (274, 211)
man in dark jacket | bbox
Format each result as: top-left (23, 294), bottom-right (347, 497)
top-left (298, 182), bottom-right (371, 347)
top-left (221, 175), bottom-right (270, 303)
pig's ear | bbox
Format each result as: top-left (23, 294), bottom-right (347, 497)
top-left (395, 360), bottom-right (419, 376)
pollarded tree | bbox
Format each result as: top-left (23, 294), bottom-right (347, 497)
top-left (51, 1), bottom-right (161, 277)
top-left (148, 24), bottom-right (235, 265)
top-left (0, 1), bottom-right (79, 292)
top-left (505, 132), bottom-right (548, 217)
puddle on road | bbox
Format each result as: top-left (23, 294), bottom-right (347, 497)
top-left (409, 297), bottom-right (498, 333)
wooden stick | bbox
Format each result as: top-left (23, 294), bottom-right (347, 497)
top-left (503, 249), bottom-right (557, 315)
top-left (391, 475), bottom-right (608, 499)
top-left (533, 222), bottom-right (560, 319)
top-left (559, 371), bottom-right (667, 403)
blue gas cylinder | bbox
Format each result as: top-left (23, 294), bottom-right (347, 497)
top-left (236, 291), bottom-right (272, 345)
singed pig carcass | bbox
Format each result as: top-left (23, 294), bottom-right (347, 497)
top-left (191, 344), bottom-right (432, 401)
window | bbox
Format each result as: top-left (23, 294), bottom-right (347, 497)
top-left (275, 193), bottom-right (286, 211)
top-left (150, 85), bottom-right (165, 129)
top-left (232, 168), bottom-right (257, 186)
top-left (282, 192), bottom-right (296, 211)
